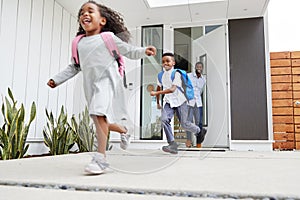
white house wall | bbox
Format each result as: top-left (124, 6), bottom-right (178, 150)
top-left (0, 0), bottom-right (148, 153)
top-left (0, 0), bottom-right (78, 153)
top-left (264, 12), bottom-right (274, 148)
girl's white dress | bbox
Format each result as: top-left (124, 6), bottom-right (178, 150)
top-left (52, 32), bottom-right (147, 123)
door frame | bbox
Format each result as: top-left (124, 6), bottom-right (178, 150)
top-left (170, 23), bottom-right (231, 148)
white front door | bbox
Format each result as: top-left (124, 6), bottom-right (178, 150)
top-left (192, 25), bottom-right (229, 148)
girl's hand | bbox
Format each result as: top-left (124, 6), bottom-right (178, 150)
top-left (145, 46), bottom-right (156, 56)
top-left (150, 91), bottom-right (156, 96)
top-left (47, 79), bottom-right (57, 88)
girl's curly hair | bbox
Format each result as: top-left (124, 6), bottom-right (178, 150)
top-left (76, 1), bottom-right (131, 43)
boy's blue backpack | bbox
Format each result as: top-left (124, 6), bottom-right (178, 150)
top-left (158, 69), bottom-right (194, 101)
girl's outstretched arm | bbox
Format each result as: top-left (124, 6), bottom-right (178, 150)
top-left (113, 33), bottom-right (156, 59)
top-left (145, 46), bottom-right (156, 56)
top-left (48, 64), bottom-right (80, 87)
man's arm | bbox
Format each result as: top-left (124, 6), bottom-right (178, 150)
top-left (155, 86), bottom-right (161, 105)
top-left (155, 86), bottom-right (162, 109)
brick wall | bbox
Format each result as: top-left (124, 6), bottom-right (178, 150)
top-left (271, 51), bottom-right (300, 150)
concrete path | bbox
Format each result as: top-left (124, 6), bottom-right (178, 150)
top-left (0, 149), bottom-right (299, 199)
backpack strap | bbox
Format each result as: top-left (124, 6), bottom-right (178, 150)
top-left (101, 32), bottom-right (127, 88)
top-left (101, 32), bottom-right (123, 76)
top-left (171, 69), bottom-right (185, 96)
top-left (101, 32), bottom-right (119, 56)
top-left (72, 34), bottom-right (85, 67)
top-left (170, 69), bottom-right (177, 81)
top-left (158, 69), bottom-right (180, 85)
top-left (158, 71), bottom-right (164, 85)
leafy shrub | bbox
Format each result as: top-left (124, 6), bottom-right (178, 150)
top-left (0, 88), bottom-right (36, 160)
top-left (43, 106), bottom-right (76, 155)
top-left (71, 107), bottom-right (97, 152)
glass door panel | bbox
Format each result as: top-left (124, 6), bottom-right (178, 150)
top-left (140, 25), bottom-right (163, 139)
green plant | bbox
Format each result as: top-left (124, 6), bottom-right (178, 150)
top-left (43, 106), bottom-right (76, 155)
top-left (0, 88), bottom-right (36, 160)
top-left (71, 107), bottom-right (97, 152)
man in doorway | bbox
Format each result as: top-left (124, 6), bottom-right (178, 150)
top-left (186, 62), bottom-right (207, 148)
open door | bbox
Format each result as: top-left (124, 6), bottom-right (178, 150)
top-left (192, 25), bottom-right (229, 148)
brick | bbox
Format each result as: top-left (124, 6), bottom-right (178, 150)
top-left (292, 59), bottom-right (300, 67)
top-left (270, 59), bottom-right (291, 67)
top-left (292, 66), bottom-right (300, 74)
top-left (294, 107), bottom-right (300, 115)
top-left (271, 83), bottom-right (292, 91)
top-left (273, 116), bottom-right (294, 123)
top-left (270, 52), bottom-right (291, 59)
top-left (273, 141), bottom-right (294, 150)
top-left (291, 51), bottom-right (300, 59)
top-left (293, 91), bottom-right (300, 99)
top-left (273, 124), bottom-right (294, 133)
top-left (296, 142), bottom-right (300, 150)
top-left (272, 91), bottom-right (292, 99)
top-left (271, 75), bottom-right (292, 83)
top-left (293, 75), bottom-right (300, 83)
top-left (273, 133), bottom-right (294, 141)
top-left (271, 67), bottom-right (291, 75)
top-left (294, 116), bottom-right (300, 123)
top-left (272, 99), bottom-right (293, 107)
top-left (292, 83), bottom-right (300, 90)
top-left (272, 107), bottom-right (293, 115)
top-left (295, 125), bottom-right (300, 133)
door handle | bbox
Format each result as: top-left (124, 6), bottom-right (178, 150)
top-left (295, 101), bottom-right (300, 105)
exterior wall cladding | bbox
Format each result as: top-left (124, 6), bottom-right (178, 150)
top-left (271, 51), bottom-right (300, 150)
top-left (229, 17), bottom-right (269, 141)
top-left (0, 0), bottom-right (78, 142)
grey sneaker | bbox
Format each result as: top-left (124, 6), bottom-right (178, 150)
top-left (162, 142), bottom-right (178, 154)
top-left (120, 133), bottom-right (131, 150)
top-left (84, 153), bottom-right (109, 175)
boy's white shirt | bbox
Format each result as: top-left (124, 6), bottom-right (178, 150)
top-left (157, 67), bottom-right (186, 108)
top-left (187, 72), bottom-right (206, 107)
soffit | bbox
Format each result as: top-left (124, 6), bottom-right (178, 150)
top-left (55, 0), bottom-right (269, 27)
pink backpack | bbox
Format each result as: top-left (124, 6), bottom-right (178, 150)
top-left (72, 32), bottom-right (127, 88)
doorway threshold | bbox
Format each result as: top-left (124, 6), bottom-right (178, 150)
top-left (178, 147), bottom-right (227, 152)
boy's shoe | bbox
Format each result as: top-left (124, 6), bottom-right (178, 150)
top-left (185, 140), bottom-right (192, 148)
top-left (120, 133), bottom-right (131, 150)
top-left (162, 141), bottom-right (178, 154)
top-left (84, 153), bottom-right (109, 175)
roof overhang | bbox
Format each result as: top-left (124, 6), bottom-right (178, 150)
top-left (56, 0), bottom-right (269, 28)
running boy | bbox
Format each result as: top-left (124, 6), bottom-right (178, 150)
top-left (150, 53), bottom-right (205, 154)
